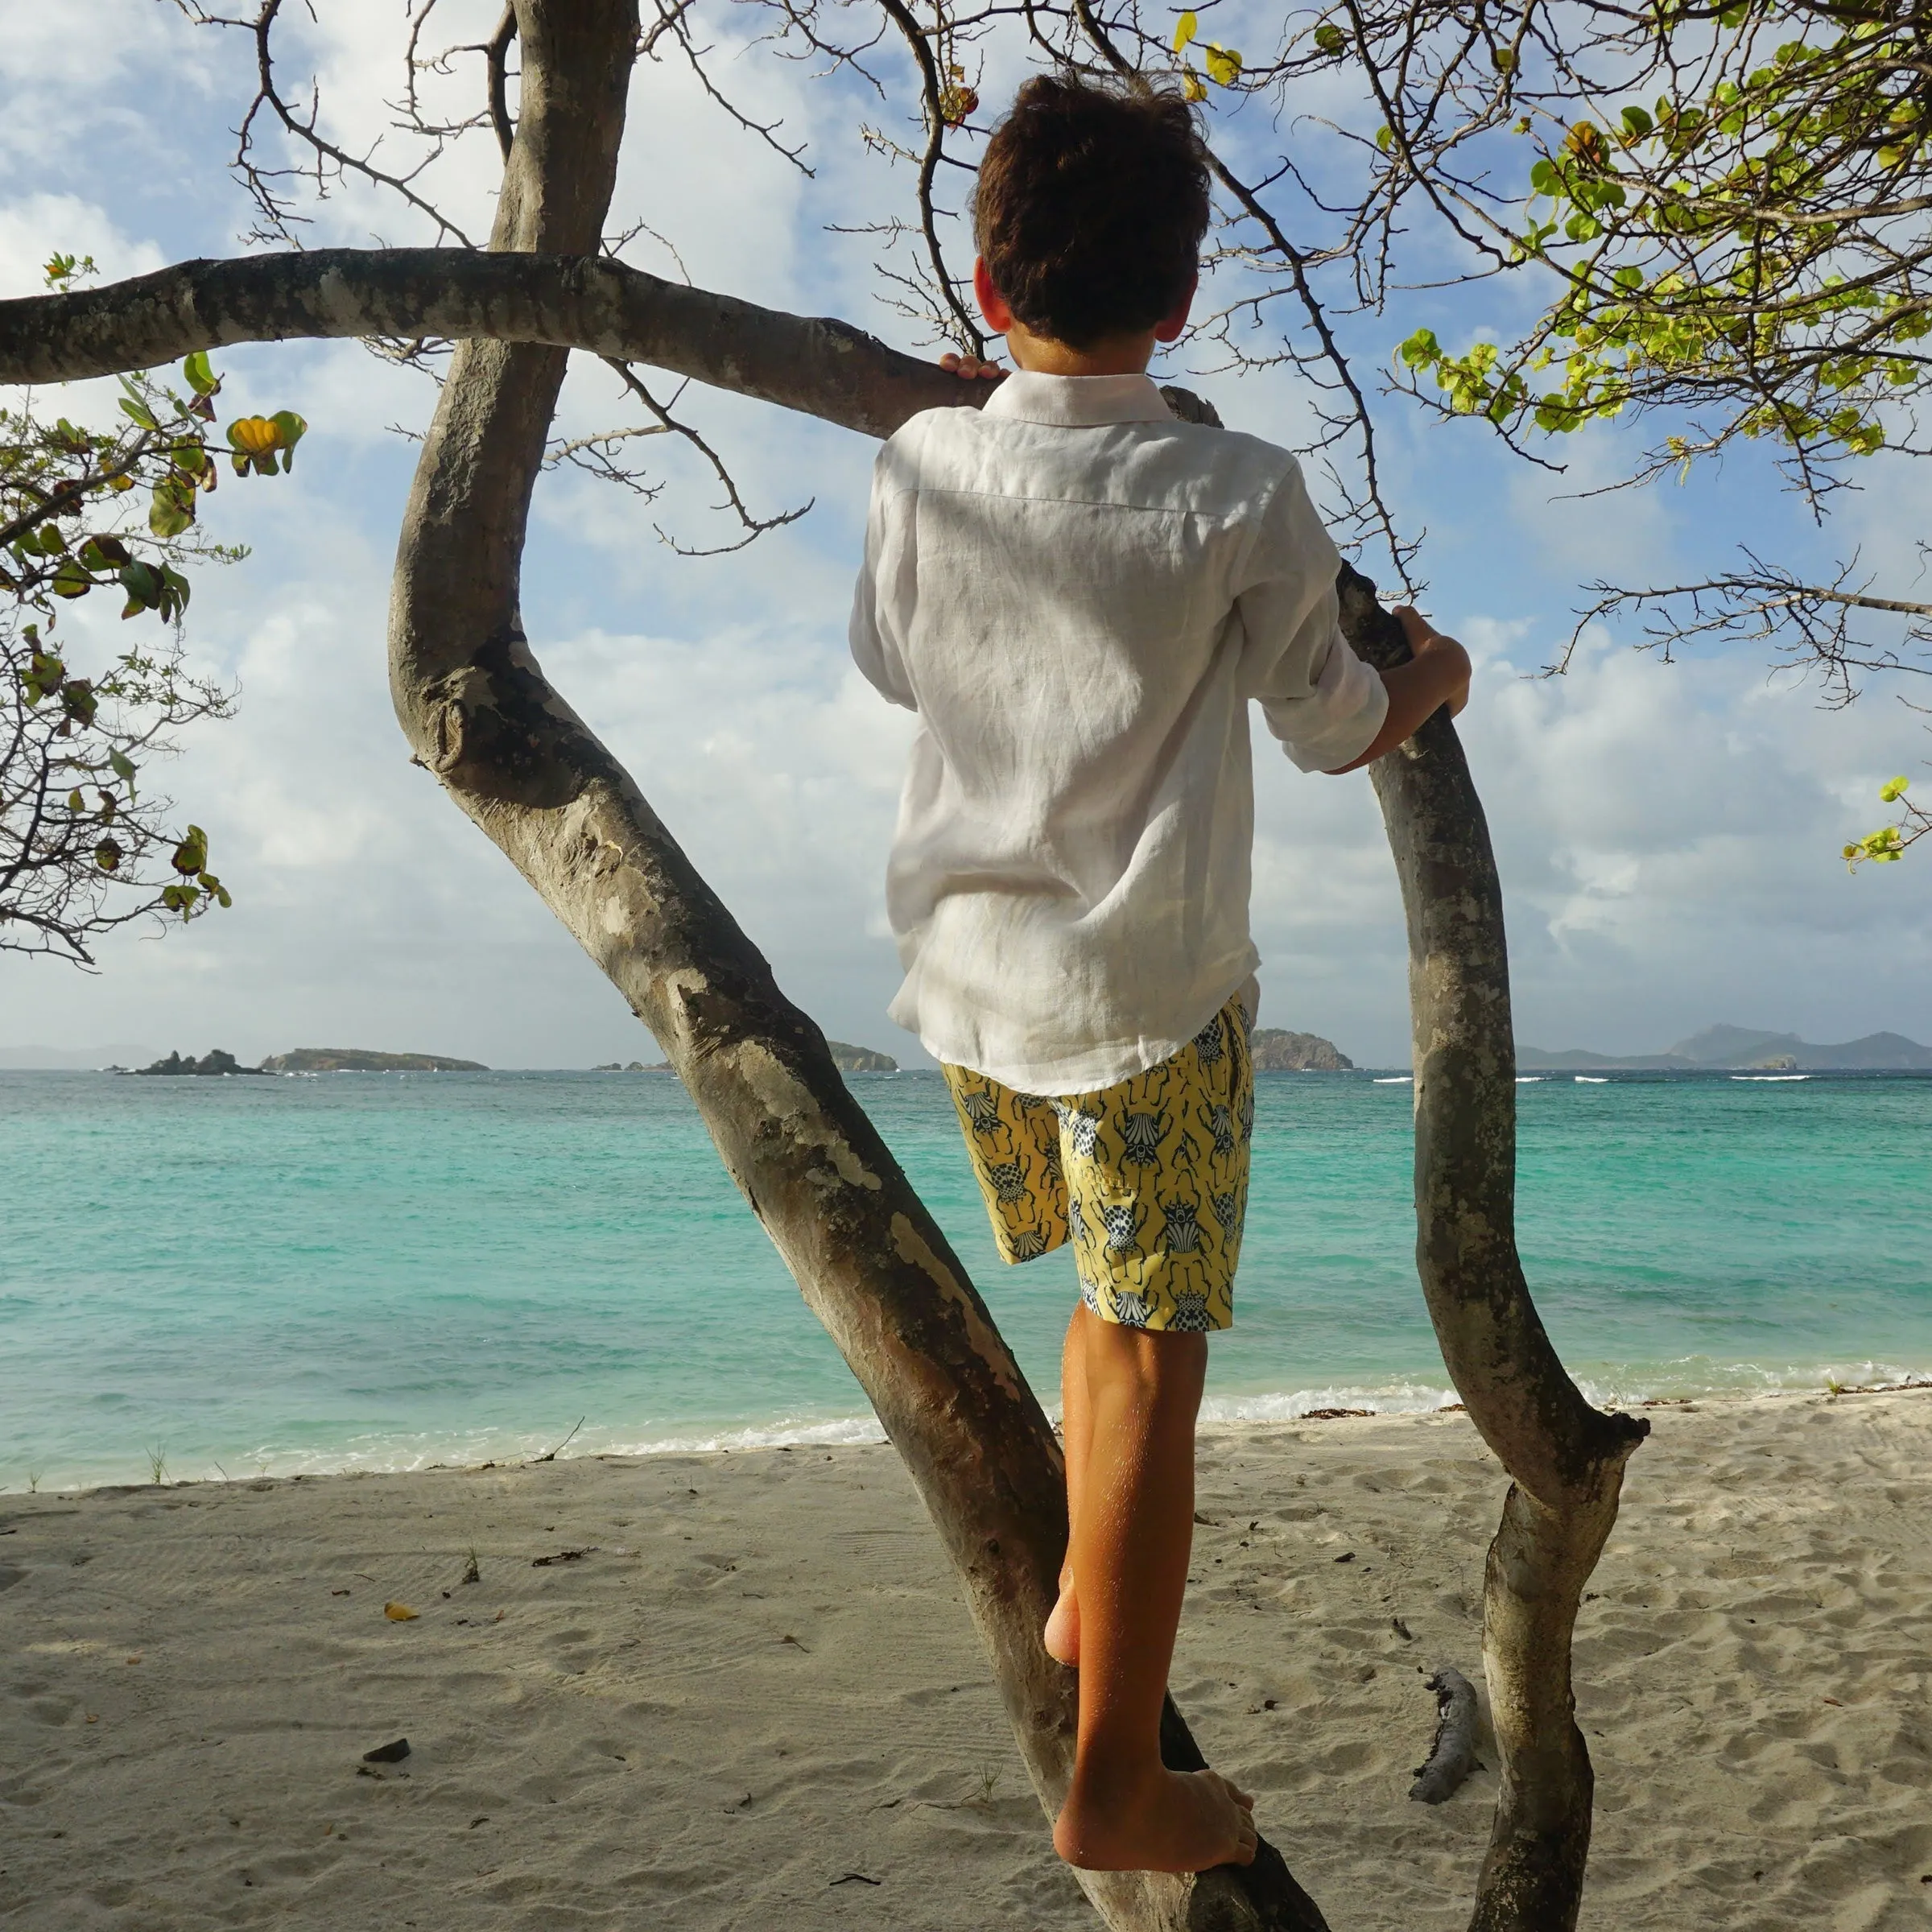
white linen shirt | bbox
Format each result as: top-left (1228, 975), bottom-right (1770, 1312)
top-left (848, 370), bottom-right (1387, 1093)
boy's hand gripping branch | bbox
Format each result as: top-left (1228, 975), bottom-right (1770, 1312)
top-left (1324, 607), bottom-right (1472, 775)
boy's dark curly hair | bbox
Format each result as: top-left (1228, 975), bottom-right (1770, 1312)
top-left (973, 74), bottom-right (1210, 351)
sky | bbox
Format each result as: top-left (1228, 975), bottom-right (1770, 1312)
top-left (1, 0), bottom-right (1926, 1070)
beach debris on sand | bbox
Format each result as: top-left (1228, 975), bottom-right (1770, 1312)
top-left (1410, 1667), bottom-right (1482, 1803)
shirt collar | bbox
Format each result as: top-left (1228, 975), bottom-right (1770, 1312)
top-left (980, 370), bottom-right (1174, 428)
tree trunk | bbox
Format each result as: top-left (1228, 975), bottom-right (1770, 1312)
top-left (381, 6), bottom-right (1322, 1928)
top-left (1340, 573), bottom-right (1649, 1930)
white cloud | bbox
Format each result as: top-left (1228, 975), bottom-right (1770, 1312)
top-left (0, 192), bottom-right (165, 299)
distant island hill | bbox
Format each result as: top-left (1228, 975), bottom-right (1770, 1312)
top-left (1515, 1024), bottom-right (1932, 1072)
top-left (605, 1040), bottom-right (903, 1074)
top-left (49, 1022), bottom-right (1929, 1080)
top-left (124, 1047), bottom-right (489, 1075)
top-left (603, 1029), bottom-right (1356, 1075)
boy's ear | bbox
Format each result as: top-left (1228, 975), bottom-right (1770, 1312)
top-left (1153, 272), bottom-right (1198, 346)
top-left (974, 257), bottom-right (1017, 336)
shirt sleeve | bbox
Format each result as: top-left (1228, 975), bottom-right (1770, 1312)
top-left (848, 448), bottom-right (918, 712)
top-left (1235, 462), bottom-right (1389, 774)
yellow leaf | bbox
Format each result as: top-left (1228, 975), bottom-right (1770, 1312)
top-left (384, 1601), bottom-right (419, 1621)
top-left (1172, 9), bottom-right (1197, 52)
top-left (1182, 70), bottom-right (1206, 101)
top-left (228, 415), bottom-right (282, 456)
top-left (1203, 43), bottom-right (1242, 85)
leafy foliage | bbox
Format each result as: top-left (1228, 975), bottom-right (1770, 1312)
top-left (1392, 4), bottom-right (1930, 492)
top-left (1845, 775), bottom-right (1928, 867)
top-left (3, 268), bottom-right (307, 963)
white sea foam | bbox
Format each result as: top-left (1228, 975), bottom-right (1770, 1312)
top-left (228, 1412), bottom-right (894, 1482)
top-left (1201, 1383), bottom-right (1463, 1424)
top-left (1575, 1075), bottom-right (1608, 1083)
top-left (47, 1362), bottom-right (1932, 1493)
top-left (1732, 1074), bottom-right (1810, 1082)
top-left (1373, 1075), bottom-right (1413, 1084)
top-left (1517, 1076), bottom-right (1545, 1084)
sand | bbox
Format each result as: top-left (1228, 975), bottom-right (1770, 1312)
top-left (2, 1388), bottom-right (1929, 1930)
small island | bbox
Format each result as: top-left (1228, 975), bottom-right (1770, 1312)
top-left (613, 1039), bottom-right (898, 1073)
top-left (131, 1049), bottom-right (270, 1077)
top-left (1249, 1028), bottom-right (1353, 1071)
top-left (826, 1040), bottom-right (898, 1072)
top-left (259, 1048), bottom-right (489, 1073)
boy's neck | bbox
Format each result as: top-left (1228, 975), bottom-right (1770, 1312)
top-left (1003, 318), bottom-right (1159, 378)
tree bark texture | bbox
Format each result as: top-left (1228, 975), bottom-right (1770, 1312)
top-left (1341, 575), bottom-right (1649, 1930)
top-left (378, 6), bottom-right (1321, 1930)
top-left (0, 246), bottom-right (965, 440)
top-left (0, 75), bottom-right (1649, 1932)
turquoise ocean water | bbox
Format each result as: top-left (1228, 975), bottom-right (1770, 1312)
top-left (2, 1067), bottom-right (1928, 1491)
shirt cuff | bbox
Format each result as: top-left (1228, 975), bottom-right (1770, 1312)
top-left (1263, 628), bottom-right (1389, 773)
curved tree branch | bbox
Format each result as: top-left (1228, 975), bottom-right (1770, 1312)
top-left (0, 248), bottom-right (969, 439)
top-left (1342, 573), bottom-right (1649, 1930)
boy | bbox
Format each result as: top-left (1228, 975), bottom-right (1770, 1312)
top-left (848, 75), bottom-right (1471, 1875)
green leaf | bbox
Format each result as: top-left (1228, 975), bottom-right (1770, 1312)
top-left (1397, 327), bottom-right (1441, 369)
top-left (1619, 104), bottom-right (1653, 140)
top-left (117, 378), bottom-right (160, 431)
top-left (149, 484), bottom-right (195, 540)
top-left (1879, 775), bottom-right (1909, 803)
top-left (182, 349), bottom-right (218, 396)
top-left (1313, 22), bottom-right (1344, 53)
top-left (171, 824), bottom-right (208, 876)
top-left (1530, 158), bottom-right (1558, 194)
top-left (1376, 125), bottom-right (1393, 152)
top-left (51, 559), bottom-right (91, 599)
top-left (118, 559), bottom-right (160, 617)
top-left (269, 411), bottom-right (308, 470)
top-left (109, 748), bottom-right (136, 783)
top-left (1172, 9), bottom-right (1197, 52)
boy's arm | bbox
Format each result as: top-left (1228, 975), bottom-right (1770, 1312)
top-left (1237, 468), bottom-right (1390, 774)
top-left (849, 464), bottom-right (918, 711)
top-left (1323, 608), bottom-right (1471, 775)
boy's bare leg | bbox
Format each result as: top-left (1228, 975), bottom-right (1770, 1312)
top-left (1052, 1318), bottom-right (1257, 1872)
top-left (1044, 1302), bottom-right (1092, 1666)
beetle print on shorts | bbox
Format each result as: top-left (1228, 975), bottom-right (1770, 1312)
top-left (941, 994), bottom-right (1253, 1333)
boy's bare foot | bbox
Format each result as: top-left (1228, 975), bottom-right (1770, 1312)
top-left (1043, 1576), bottom-right (1080, 1665)
top-left (1054, 1766), bottom-right (1257, 1872)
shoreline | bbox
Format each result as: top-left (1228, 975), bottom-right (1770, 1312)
top-left (3, 1385), bottom-right (1927, 1928)
top-left (13, 1371), bottom-right (1932, 1501)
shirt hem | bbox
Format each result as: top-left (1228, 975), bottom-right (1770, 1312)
top-left (913, 957), bottom-right (1261, 1096)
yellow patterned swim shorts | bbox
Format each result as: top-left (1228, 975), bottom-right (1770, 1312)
top-left (941, 997), bottom-right (1253, 1332)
